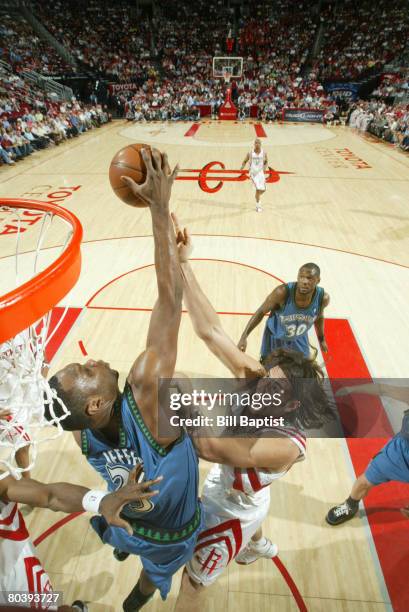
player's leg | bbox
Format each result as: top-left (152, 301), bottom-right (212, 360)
top-left (326, 435), bottom-right (409, 525)
top-left (255, 189), bottom-right (262, 212)
top-left (123, 569), bottom-right (156, 611)
top-left (235, 522), bottom-right (278, 564)
top-left (326, 473), bottom-right (374, 525)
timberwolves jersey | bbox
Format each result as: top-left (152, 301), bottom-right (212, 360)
top-left (81, 383), bottom-right (200, 534)
top-left (261, 282), bottom-right (324, 358)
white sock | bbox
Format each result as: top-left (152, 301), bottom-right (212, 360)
top-left (251, 536), bottom-right (267, 550)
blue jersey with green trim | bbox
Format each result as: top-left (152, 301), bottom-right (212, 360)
top-left (267, 282), bottom-right (324, 340)
top-left (82, 384), bottom-right (199, 528)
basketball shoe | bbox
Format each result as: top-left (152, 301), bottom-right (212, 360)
top-left (235, 537), bottom-right (278, 565)
top-left (326, 498), bottom-right (359, 525)
top-left (71, 601), bottom-right (88, 611)
top-left (256, 205), bottom-right (262, 213)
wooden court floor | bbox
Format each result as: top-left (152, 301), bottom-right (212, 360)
top-left (1, 119), bottom-right (409, 611)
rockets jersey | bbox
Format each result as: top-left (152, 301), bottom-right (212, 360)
top-left (81, 383), bottom-right (200, 530)
top-left (249, 148), bottom-right (264, 176)
top-left (267, 282), bottom-right (324, 341)
top-left (220, 423), bottom-right (306, 499)
top-left (0, 500), bottom-right (55, 604)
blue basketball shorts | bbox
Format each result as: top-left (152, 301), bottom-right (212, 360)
top-left (365, 434), bottom-right (409, 486)
top-left (91, 509), bottom-right (203, 600)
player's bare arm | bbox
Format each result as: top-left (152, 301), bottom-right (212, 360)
top-left (240, 152), bottom-right (250, 170)
top-left (315, 292), bottom-right (330, 353)
top-left (124, 151), bottom-right (182, 438)
top-left (193, 435), bottom-right (300, 472)
top-left (263, 152), bottom-right (268, 170)
top-left (238, 285), bottom-right (287, 352)
top-left (336, 382), bottom-right (409, 404)
top-left (1, 472), bottom-right (162, 535)
top-left (172, 214), bottom-right (263, 378)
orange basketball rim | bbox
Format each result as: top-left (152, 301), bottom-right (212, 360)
top-left (0, 198), bottom-right (83, 344)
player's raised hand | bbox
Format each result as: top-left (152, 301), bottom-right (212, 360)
top-left (171, 213), bottom-right (193, 263)
top-left (0, 408), bottom-right (11, 419)
top-left (121, 149), bottom-right (178, 209)
top-left (99, 473), bottom-right (163, 535)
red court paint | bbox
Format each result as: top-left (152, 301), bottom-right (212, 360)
top-left (273, 557), bottom-right (308, 612)
top-left (78, 340), bottom-right (88, 356)
top-left (324, 319), bottom-right (409, 611)
top-left (87, 305), bottom-right (269, 317)
top-left (254, 123), bottom-right (267, 137)
top-left (44, 307), bottom-right (82, 362)
top-left (34, 512), bottom-right (83, 547)
top-left (184, 124), bottom-right (200, 137)
top-left (86, 259), bottom-right (284, 308)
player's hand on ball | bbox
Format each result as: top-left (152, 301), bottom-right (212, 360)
top-left (121, 149), bottom-right (178, 209)
top-left (171, 213), bottom-right (193, 262)
top-left (99, 474), bottom-right (163, 535)
top-left (0, 408), bottom-right (11, 419)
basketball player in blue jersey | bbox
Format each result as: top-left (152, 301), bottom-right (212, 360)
top-left (238, 264), bottom-right (330, 360)
top-left (170, 216), bottom-right (334, 611)
top-left (47, 150), bottom-right (203, 611)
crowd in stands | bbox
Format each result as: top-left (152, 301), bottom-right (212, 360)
top-left (315, 0), bottom-right (409, 81)
top-left (0, 69), bottom-right (110, 167)
top-left (0, 14), bottom-right (76, 76)
top-left (31, 0), bottom-right (155, 81)
top-left (0, 0), bottom-right (408, 163)
top-left (347, 100), bottom-right (409, 152)
top-left (371, 72), bottom-right (409, 104)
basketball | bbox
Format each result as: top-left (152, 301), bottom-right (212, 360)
top-left (109, 143), bottom-right (160, 207)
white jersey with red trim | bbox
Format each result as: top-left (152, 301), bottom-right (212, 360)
top-left (0, 500), bottom-right (55, 606)
top-left (221, 424), bottom-right (306, 500)
top-left (186, 424), bottom-right (307, 586)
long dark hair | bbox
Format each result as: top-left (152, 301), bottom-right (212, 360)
top-left (262, 349), bottom-right (335, 429)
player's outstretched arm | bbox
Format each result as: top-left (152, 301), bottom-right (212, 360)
top-left (237, 285), bottom-right (287, 352)
top-left (315, 292), bottom-right (330, 353)
top-left (1, 472), bottom-right (162, 535)
top-left (194, 435), bottom-right (299, 471)
top-left (172, 214), bottom-right (263, 378)
top-left (336, 382), bottom-right (409, 404)
top-left (124, 151), bottom-right (182, 391)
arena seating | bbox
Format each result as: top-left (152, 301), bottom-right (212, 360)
top-left (314, 0), bottom-right (409, 81)
top-left (0, 68), bottom-right (111, 167)
top-left (0, 0), bottom-right (408, 157)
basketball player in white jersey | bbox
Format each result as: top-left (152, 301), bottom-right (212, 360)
top-left (240, 138), bottom-right (268, 212)
top-left (171, 216), bottom-right (333, 609)
top-left (0, 463), bottom-right (160, 611)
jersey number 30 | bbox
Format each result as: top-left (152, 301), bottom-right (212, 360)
top-left (286, 323), bottom-right (307, 337)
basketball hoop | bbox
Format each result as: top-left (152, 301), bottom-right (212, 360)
top-left (0, 199), bottom-right (83, 479)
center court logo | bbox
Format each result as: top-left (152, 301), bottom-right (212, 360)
top-left (176, 161), bottom-right (294, 193)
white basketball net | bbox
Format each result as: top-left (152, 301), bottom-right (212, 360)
top-left (222, 68), bottom-right (232, 84)
top-left (0, 204), bottom-right (74, 479)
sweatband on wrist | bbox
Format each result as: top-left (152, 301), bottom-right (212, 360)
top-left (82, 490), bottom-right (109, 513)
